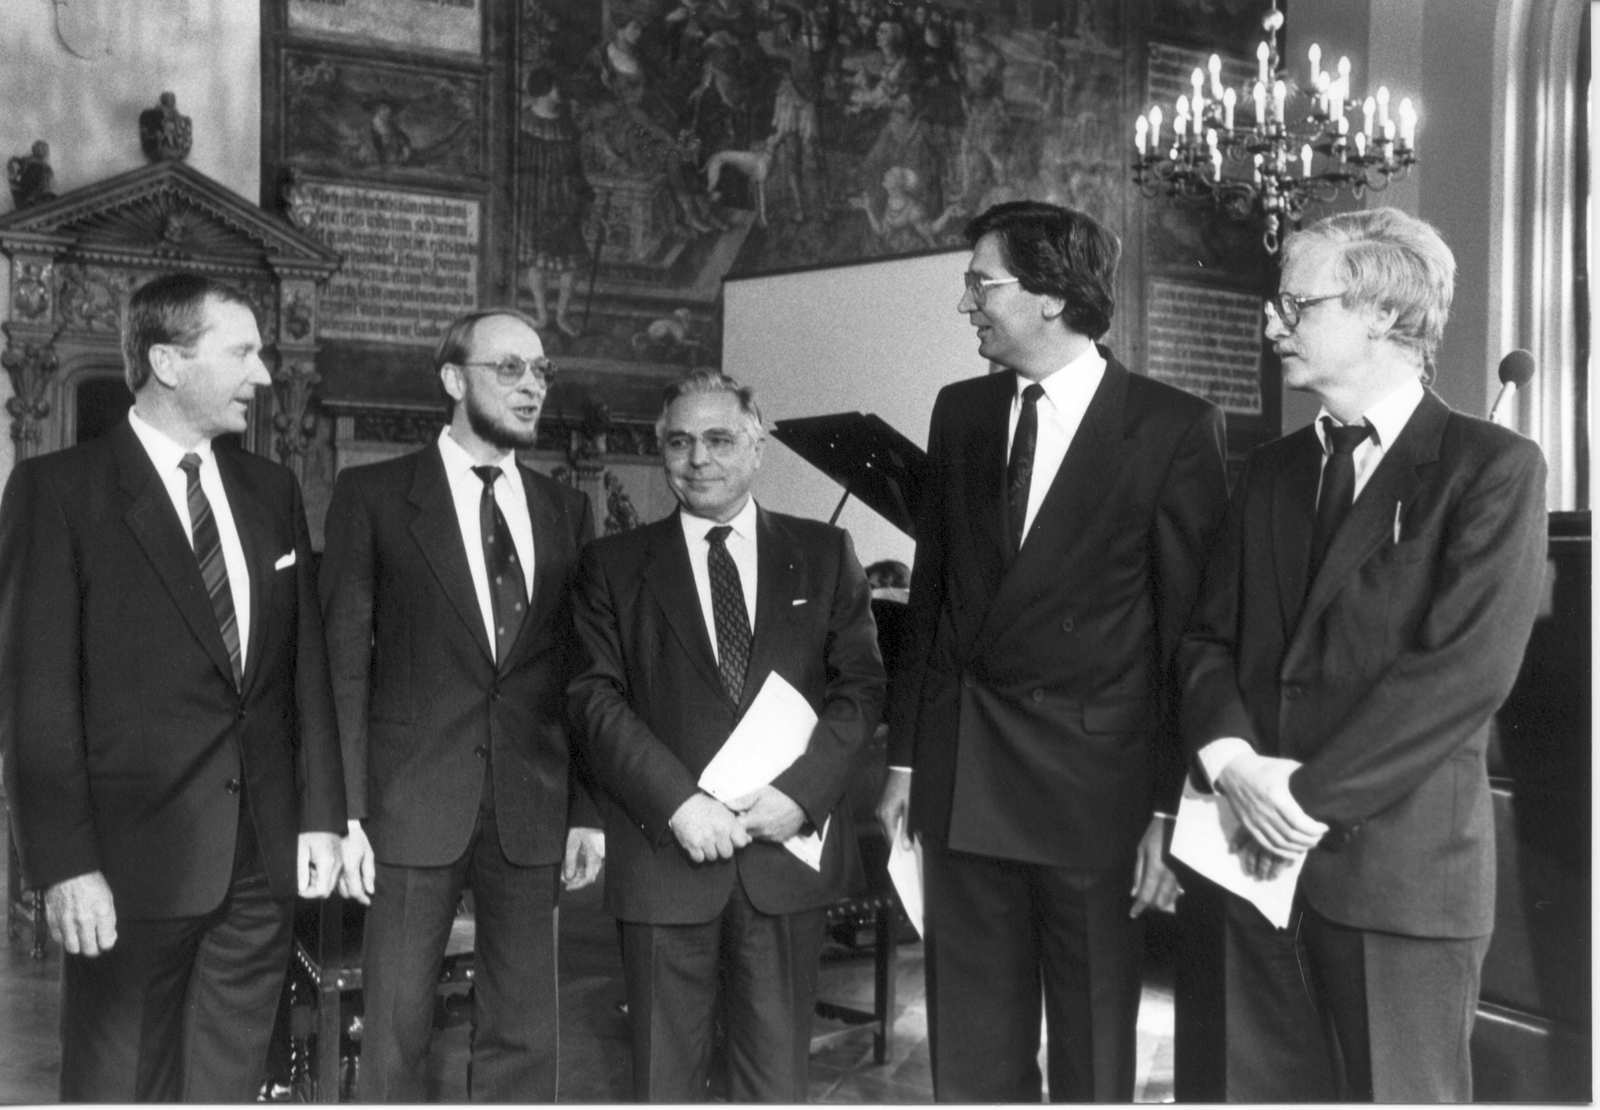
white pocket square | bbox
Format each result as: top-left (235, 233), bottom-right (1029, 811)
top-left (791, 598), bottom-right (807, 607)
top-left (274, 551), bottom-right (297, 571)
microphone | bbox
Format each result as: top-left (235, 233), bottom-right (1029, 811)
top-left (1489, 349), bottom-right (1535, 425)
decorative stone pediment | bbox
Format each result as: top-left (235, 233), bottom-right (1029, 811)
top-left (0, 159), bottom-right (339, 279)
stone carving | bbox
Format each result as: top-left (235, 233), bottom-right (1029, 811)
top-left (139, 92), bottom-right (193, 163)
top-left (6, 141), bottom-right (56, 209)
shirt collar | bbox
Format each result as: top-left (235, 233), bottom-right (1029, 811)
top-left (129, 407), bottom-right (213, 473)
top-left (437, 426), bottom-right (517, 482)
top-left (679, 496), bottom-right (759, 545)
top-left (1314, 378), bottom-right (1425, 453)
top-left (1019, 343), bottom-right (1107, 410)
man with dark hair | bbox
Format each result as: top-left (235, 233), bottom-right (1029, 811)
top-left (0, 271), bottom-right (345, 1101)
top-left (877, 201), bottom-right (1229, 1100)
top-left (569, 369), bottom-right (885, 1101)
top-left (319, 307), bottom-right (603, 1100)
top-left (1178, 208), bottom-right (1547, 1101)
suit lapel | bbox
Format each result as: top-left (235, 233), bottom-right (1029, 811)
top-left (113, 423), bottom-right (238, 689)
top-left (1270, 427), bottom-right (1321, 637)
top-left (407, 446), bottom-right (495, 663)
top-left (641, 513), bottom-right (726, 698)
top-left (1298, 391), bottom-right (1445, 632)
top-left (967, 372), bottom-right (1015, 571)
top-left (971, 359), bottom-right (1124, 657)
top-left (742, 508), bottom-right (803, 712)
top-left (502, 464), bottom-right (560, 670)
top-left (215, 448), bottom-right (276, 694)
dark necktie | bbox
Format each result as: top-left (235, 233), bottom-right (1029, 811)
top-left (179, 453), bottom-right (242, 689)
top-left (472, 466), bottom-right (528, 663)
top-left (706, 524), bottom-right (752, 703)
top-left (1006, 382), bottom-right (1045, 555)
top-left (1308, 417), bottom-right (1372, 582)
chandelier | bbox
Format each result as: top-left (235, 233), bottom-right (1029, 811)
top-left (1131, 3), bottom-right (1417, 253)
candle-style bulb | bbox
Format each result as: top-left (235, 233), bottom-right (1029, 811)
top-left (1223, 87), bottom-right (1237, 131)
top-left (1135, 114), bottom-right (1148, 156)
top-left (1300, 143), bottom-right (1313, 177)
top-left (1308, 42), bottom-right (1321, 85)
top-left (1376, 85), bottom-right (1391, 127)
top-left (1256, 41), bottom-right (1270, 85)
top-left (1208, 53), bottom-right (1224, 98)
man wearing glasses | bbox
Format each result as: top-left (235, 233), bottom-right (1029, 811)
top-left (1178, 208), bottom-right (1547, 1100)
top-left (876, 201), bottom-right (1229, 1100)
top-left (319, 308), bottom-right (604, 1100)
top-left (569, 370), bottom-right (885, 1100)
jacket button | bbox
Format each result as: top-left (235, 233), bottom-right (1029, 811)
top-left (1060, 617), bottom-right (1075, 632)
top-left (225, 778), bottom-right (242, 795)
top-left (474, 745), bottom-right (488, 759)
top-left (1284, 684), bottom-right (1304, 700)
top-left (1030, 688), bottom-right (1045, 703)
top-left (961, 674), bottom-right (974, 689)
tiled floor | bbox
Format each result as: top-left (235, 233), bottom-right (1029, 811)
top-left (1, 876), bottom-right (1177, 1104)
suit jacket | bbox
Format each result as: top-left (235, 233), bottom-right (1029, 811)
top-left (0, 421), bottom-right (345, 918)
top-left (1180, 390), bottom-right (1548, 937)
top-left (568, 506), bottom-right (885, 924)
top-left (319, 444), bottom-right (597, 867)
top-left (889, 354), bottom-right (1228, 869)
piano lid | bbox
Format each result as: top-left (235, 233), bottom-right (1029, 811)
top-left (770, 412), bottom-right (927, 538)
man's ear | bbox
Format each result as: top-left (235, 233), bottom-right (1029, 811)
top-left (440, 363), bottom-right (466, 404)
top-left (147, 343), bottom-right (183, 389)
top-left (1039, 294), bottom-right (1067, 323)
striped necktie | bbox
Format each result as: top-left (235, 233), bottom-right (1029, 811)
top-left (179, 453), bottom-right (242, 689)
top-left (706, 524), bottom-right (751, 702)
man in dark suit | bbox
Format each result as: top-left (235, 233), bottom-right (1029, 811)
top-left (1178, 207), bottom-right (1547, 1101)
top-left (568, 370), bottom-right (885, 1101)
top-left (319, 308), bottom-right (603, 1101)
top-left (876, 201), bottom-right (1229, 1101)
top-left (0, 272), bottom-right (345, 1101)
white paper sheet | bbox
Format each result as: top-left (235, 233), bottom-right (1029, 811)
top-left (886, 819), bottom-right (924, 937)
top-left (697, 672), bottom-right (827, 870)
top-left (1171, 779), bottom-right (1305, 928)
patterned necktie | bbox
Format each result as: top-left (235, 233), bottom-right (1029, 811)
top-left (1006, 382), bottom-right (1045, 555)
top-left (178, 453), bottom-right (242, 689)
top-left (706, 524), bottom-right (752, 703)
top-left (472, 466), bottom-right (528, 663)
top-left (1308, 417), bottom-right (1372, 582)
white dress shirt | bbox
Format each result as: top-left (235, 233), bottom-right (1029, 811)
top-left (1198, 377), bottom-right (1427, 785)
top-left (129, 408), bottom-right (252, 671)
top-left (679, 497), bottom-right (760, 660)
top-left (1007, 344), bottom-right (1107, 543)
top-left (437, 429), bottom-right (536, 661)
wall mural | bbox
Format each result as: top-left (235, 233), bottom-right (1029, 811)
top-left (515, 0), bottom-right (1132, 291)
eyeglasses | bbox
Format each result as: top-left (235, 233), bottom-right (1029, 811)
top-left (661, 430), bottom-right (751, 460)
top-left (456, 355), bottom-right (556, 386)
top-left (962, 272), bottom-right (1022, 307)
top-left (1265, 291), bottom-right (1346, 330)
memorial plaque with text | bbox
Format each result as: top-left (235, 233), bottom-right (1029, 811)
top-left (301, 181), bottom-right (480, 346)
top-left (1146, 280), bottom-right (1264, 416)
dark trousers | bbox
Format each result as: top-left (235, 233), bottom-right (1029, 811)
top-left (619, 877), bottom-right (826, 1103)
top-left (1220, 894), bottom-right (1491, 1101)
top-left (59, 806), bottom-right (292, 1102)
top-left (923, 846), bottom-right (1144, 1103)
top-left (358, 805), bottom-right (560, 1102)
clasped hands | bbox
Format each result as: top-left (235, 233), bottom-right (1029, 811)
top-left (668, 787), bottom-right (804, 863)
top-left (1215, 751), bottom-right (1328, 880)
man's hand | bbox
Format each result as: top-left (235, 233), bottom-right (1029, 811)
top-left (298, 831), bottom-right (343, 899)
top-left (875, 767), bottom-right (912, 849)
top-left (45, 871), bottom-right (117, 957)
top-left (668, 793), bottom-right (751, 863)
top-left (338, 820), bottom-right (376, 904)
top-left (1233, 832), bottom-right (1294, 881)
top-left (1129, 815), bottom-right (1182, 917)
top-left (563, 827), bottom-right (605, 890)
top-left (730, 786), bottom-right (805, 842)
top-left (1214, 751), bottom-right (1328, 857)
